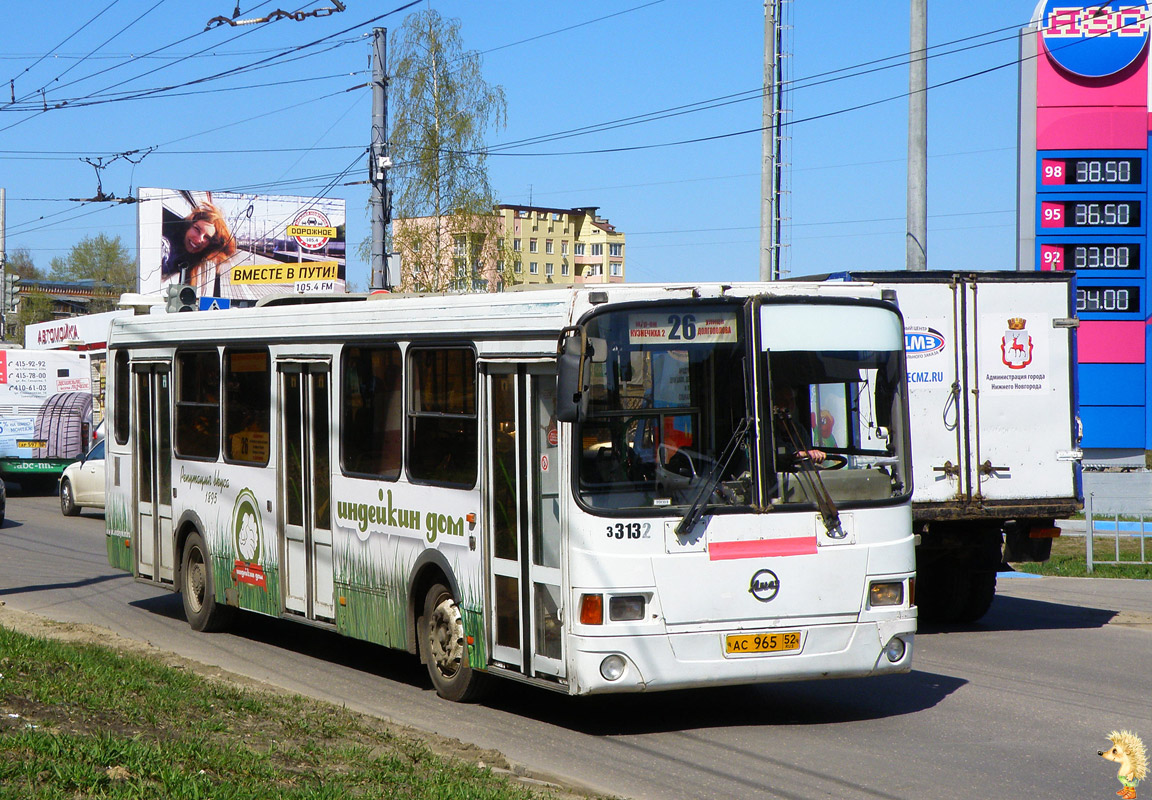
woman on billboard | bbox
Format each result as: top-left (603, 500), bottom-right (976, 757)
top-left (161, 203), bottom-right (238, 293)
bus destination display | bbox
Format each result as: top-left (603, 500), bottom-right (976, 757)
top-left (1040, 200), bottom-right (1141, 228)
top-left (1041, 157), bottom-right (1141, 185)
top-left (1076, 285), bottom-right (1141, 313)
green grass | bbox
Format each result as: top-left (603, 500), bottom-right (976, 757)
top-left (1011, 533), bottom-right (1152, 580)
top-left (0, 626), bottom-right (573, 800)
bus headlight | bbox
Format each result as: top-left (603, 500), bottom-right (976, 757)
top-left (600, 654), bottom-right (627, 681)
top-left (869, 581), bottom-right (904, 607)
top-left (608, 595), bottom-right (645, 621)
top-left (883, 636), bottom-right (907, 663)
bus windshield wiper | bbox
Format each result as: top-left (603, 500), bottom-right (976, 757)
top-left (775, 408), bottom-right (846, 539)
top-left (674, 416), bottom-right (750, 537)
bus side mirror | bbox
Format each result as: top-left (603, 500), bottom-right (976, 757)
top-left (556, 332), bottom-right (590, 423)
top-left (875, 360), bottom-right (898, 429)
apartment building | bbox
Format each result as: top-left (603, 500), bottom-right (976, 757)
top-left (392, 205), bottom-right (625, 292)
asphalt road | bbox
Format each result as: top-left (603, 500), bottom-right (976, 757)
top-left (1, 488), bottom-right (1150, 800)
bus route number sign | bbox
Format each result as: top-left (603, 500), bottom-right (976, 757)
top-left (628, 310), bottom-right (738, 344)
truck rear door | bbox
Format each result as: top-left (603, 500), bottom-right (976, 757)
top-left (967, 274), bottom-right (1079, 502)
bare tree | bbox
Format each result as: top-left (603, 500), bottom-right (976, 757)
top-left (387, 9), bottom-right (507, 292)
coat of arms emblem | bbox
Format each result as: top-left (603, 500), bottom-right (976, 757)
top-left (1001, 317), bottom-right (1033, 370)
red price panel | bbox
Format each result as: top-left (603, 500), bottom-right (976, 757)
top-left (1042, 159), bottom-right (1066, 185)
top-left (1040, 243), bottom-right (1065, 270)
top-left (1041, 201), bottom-right (1065, 227)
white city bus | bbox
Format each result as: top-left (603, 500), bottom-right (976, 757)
top-left (105, 282), bottom-right (916, 700)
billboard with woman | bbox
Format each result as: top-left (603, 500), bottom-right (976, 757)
top-left (138, 188), bottom-right (347, 304)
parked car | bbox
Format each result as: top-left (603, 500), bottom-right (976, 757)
top-left (59, 439), bottom-right (105, 516)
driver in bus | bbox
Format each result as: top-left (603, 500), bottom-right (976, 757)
top-left (771, 383), bottom-right (826, 470)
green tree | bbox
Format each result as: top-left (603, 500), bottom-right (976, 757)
top-left (386, 9), bottom-right (507, 292)
top-left (5, 247), bottom-right (41, 280)
top-left (9, 292), bottom-right (54, 346)
top-left (2, 248), bottom-right (39, 342)
top-left (49, 233), bottom-right (135, 313)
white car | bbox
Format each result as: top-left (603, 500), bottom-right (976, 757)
top-left (59, 439), bottom-right (105, 516)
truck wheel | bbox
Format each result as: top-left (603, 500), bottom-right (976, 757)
top-left (418, 582), bottom-right (490, 702)
top-left (916, 562), bottom-right (968, 624)
top-left (180, 531), bottom-right (234, 632)
top-left (958, 570), bottom-right (996, 623)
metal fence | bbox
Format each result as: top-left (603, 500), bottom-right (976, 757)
top-left (1084, 493), bottom-right (1152, 572)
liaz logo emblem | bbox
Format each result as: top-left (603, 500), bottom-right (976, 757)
top-left (749, 569), bottom-right (780, 602)
top-left (905, 326), bottom-right (946, 358)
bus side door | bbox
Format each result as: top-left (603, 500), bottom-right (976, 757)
top-left (277, 361), bottom-right (334, 622)
top-left (133, 362), bottom-right (175, 585)
top-left (484, 364), bottom-right (565, 681)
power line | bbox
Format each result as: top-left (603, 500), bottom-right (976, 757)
top-left (19, 0), bottom-right (172, 105)
top-left (4, 0), bottom-right (124, 100)
top-left (452, 27), bottom-right (1073, 159)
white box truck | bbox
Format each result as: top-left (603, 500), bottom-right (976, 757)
top-left (828, 271), bottom-right (1082, 622)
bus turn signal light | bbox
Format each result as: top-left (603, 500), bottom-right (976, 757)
top-left (579, 593), bottom-right (603, 625)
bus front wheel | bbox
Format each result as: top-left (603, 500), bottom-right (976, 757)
top-left (181, 531), bottom-right (234, 632)
top-left (419, 583), bottom-right (489, 702)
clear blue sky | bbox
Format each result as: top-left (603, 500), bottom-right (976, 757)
top-left (1, 1), bottom-right (1034, 289)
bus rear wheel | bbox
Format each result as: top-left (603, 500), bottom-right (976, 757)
top-left (419, 583), bottom-right (489, 702)
top-left (181, 531), bottom-right (234, 632)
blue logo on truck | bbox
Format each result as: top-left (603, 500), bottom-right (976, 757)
top-left (905, 326), bottom-right (946, 357)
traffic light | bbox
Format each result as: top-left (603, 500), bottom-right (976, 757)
top-left (164, 283), bottom-right (197, 313)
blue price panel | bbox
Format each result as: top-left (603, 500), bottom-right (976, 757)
top-left (1036, 151), bottom-right (1146, 193)
top-left (1075, 279), bottom-right (1143, 318)
top-left (1036, 194), bottom-right (1144, 235)
top-left (1035, 238), bottom-right (1142, 272)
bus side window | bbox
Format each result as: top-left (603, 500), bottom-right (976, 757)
top-left (341, 344), bottom-right (402, 480)
top-left (175, 350), bottom-right (220, 460)
top-left (407, 347), bottom-right (477, 487)
top-left (224, 348), bottom-right (270, 466)
top-left (113, 349), bottom-right (130, 446)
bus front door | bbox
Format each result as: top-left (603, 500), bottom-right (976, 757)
top-left (278, 362), bottom-right (334, 622)
top-left (485, 366), bottom-right (564, 681)
top-left (133, 363), bottom-right (175, 585)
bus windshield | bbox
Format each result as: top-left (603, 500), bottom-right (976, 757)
top-left (761, 301), bottom-right (910, 508)
top-left (575, 300), bottom-right (910, 513)
top-left (577, 303), bottom-right (749, 512)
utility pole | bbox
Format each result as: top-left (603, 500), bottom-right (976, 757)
top-left (760, 0), bottom-right (789, 281)
top-left (906, 0), bottom-right (928, 271)
top-left (759, 0), bottom-right (776, 281)
top-left (369, 27), bottom-right (392, 290)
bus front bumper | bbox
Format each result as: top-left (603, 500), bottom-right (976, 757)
top-left (565, 613), bottom-right (916, 696)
